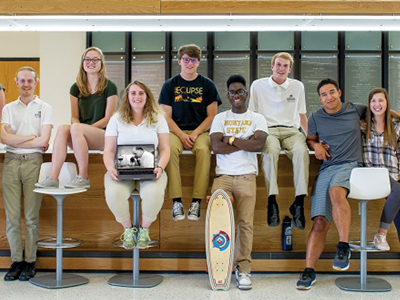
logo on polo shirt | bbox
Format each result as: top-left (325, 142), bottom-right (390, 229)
top-left (287, 95), bottom-right (296, 102)
top-left (34, 110), bottom-right (41, 118)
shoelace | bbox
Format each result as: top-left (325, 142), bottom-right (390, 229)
top-left (173, 203), bottom-right (183, 214)
top-left (300, 271), bottom-right (312, 280)
top-left (189, 203), bottom-right (199, 214)
top-left (337, 246), bottom-right (348, 259)
top-left (376, 233), bottom-right (387, 243)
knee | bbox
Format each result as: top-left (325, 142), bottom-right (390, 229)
top-left (312, 216), bottom-right (330, 234)
top-left (70, 123), bottom-right (85, 138)
top-left (56, 124), bottom-right (71, 139)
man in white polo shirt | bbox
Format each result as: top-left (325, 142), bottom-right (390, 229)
top-left (248, 52), bottom-right (309, 230)
top-left (1, 67), bottom-right (53, 281)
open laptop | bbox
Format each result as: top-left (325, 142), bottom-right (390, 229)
top-left (116, 144), bottom-right (156, 180)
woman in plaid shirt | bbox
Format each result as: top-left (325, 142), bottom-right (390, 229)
top-left (363, 87), bottom-right (400, 251)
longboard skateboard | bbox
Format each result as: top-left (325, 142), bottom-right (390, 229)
top-left (206, 189), bottom-right (234, 290)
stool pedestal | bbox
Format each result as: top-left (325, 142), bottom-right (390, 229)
top-left (108, 191), bottom-right (163, 288)
top-left (336, 200), bottom-right (391, 292)
top-left (30, 190), bottom-right (89, 289)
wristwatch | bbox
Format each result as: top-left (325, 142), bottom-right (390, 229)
top-left (228, 136), bottom-right (236, 145)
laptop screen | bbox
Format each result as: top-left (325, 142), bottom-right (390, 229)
top-left (116, 144), bottom-right (155, 170)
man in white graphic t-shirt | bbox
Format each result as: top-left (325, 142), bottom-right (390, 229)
top-left (210, 74), bottom-right (268, 290)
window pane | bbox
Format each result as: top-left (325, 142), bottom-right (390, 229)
top-left (92, 32), bottom-right (125, 52)
top-left (389, 55), bottom-right (400, 112)
top-left (302, 32), bottom-right (337, 51)
top-left (214, 54), bottom-right (250, 112)
top-left (131, 54), bottom-right (165, 101)
top-left (345, 54), bottom-right (381, 103)
top-left (132, 32), bottom-right (165, 52)
top-left (215, 32), bottom-right (250, 51)
top-left (258, 32), bottom-right (294, 51)
top-left (389, 32), bottom-right (400, 51)
top-left (172, 32), bottom-right (207, 51)
top-left (301, 54), bottom-right (338, 114)
top-left (104, 54), bottom-right (125, 105)
top-left (345, 32), bottom-right (381, 51)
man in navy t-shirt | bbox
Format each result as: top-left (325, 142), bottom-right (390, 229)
top-left (159, 44), bottom-right (221, 221)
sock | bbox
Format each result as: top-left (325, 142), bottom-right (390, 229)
top-left (293, 194), bottom-right (306, 206)
top-left (304, 267), bottom-right (314, 273)
top-left (338, 241), bottom-right (349, 248)
top-left (268, 195), bottom-right (277, 206)
top-left (192, 198), bottom-right (201, 203)
top-left (173, 198), bottom-right (182, 203)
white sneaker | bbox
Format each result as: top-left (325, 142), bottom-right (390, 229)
top-left (235, 268), bottom-right (252, 290)
top-left (374, 233), bottom-right (390, 250)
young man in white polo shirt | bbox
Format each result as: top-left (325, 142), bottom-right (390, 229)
top-left (1, 67), bottom-right (53, 281)
top-left (249, 52), bottom-right (309, 230)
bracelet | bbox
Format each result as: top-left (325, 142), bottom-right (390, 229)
top-left (156, 165), bottom-right (164, 173)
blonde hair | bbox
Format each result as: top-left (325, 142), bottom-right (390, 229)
top-left (271, 52), bottom-right (294, 68)
top-left (15, 66), bottom-right (38, 81)
top-left (118, 80), bottom-right (164, 126)
top-left (366, 87), bottom-right (397, 150)
top-left (76, 47), bottom-right (108, 98)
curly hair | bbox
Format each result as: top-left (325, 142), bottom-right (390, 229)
top-left (118, 80), bottom-right (164, 126)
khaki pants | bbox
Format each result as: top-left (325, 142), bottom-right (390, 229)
top-left (211, 174), bottom-right (257, 273)
top-left (166, 131), bottom-right (211, 200)
top-left (2, 157), bottom-right (43, 262)
top-left (104, 172), bottom-right (167, 224)
top-left (262, 127), bottom-right (309, 197)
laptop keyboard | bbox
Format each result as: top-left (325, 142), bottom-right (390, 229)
top-left (119, 170), bottom-right (154, 175)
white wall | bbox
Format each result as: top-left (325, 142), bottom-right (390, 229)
top-left (0, 31), bottom-right (86, 143)
top-left (0, 32), bottom-right (41, 57)
top-left (39, 32), bottom-right (86, 142)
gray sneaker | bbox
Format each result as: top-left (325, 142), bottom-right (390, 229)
top-left (172, 202), bottom-right (185, 221)
top-left (35, 176), bottom-right (58, 188)
top-left (64, 176), bottom-right (90, 189)
top-left (120, 227), bottom-right (138, 249)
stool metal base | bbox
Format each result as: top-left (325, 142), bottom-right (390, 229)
top-left (108, 274), bottom-right (163, 288)
top-left (30, 273), bottom-right (89, 289)
top-left (336, 277), bottom-right (392, 292)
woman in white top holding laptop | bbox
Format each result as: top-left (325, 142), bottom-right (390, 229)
top-left (103, 80), bottom-right (170, 249)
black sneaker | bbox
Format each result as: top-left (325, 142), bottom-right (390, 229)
top-left (296, 268), bottom-right (316, 290)
top-left (4, 261), bottom-right (25, 281)
top-left (188, 202), bottom-right (200, 221)
top-left (267, 202), bottom-right (280, 227)
top-left (172, 201), bottom-right (185, 221)
top-left (333, 243), bottom-right (351, 271)
top-left (19, 262), bottom-right (36, 281)
top-left (290, 203), bottom-right (305, 230)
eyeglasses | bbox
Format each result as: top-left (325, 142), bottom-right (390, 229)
top-left (181, 57), bottom-right (199, 64)
top-left (83, 58), bottom-right (101, 63)
top-left (227, 89), bottom-right (247, 97)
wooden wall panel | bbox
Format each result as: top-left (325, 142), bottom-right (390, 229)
top-left (0, 61), bottom-right (40, 104)
top-left (0, 1), bottom-right (160, 14)
top-left (161, 0), bottom-right (400, 14)
top-left (0, 153), bottom-right (399, 272)
top-left (2, 1), bottom-right (400, 15)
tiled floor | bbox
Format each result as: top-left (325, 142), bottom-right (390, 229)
top-left (0, 271), bottom-right (399, 300)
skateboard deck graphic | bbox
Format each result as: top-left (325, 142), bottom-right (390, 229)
top-left (206, 189), bottom-right (234, 290)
